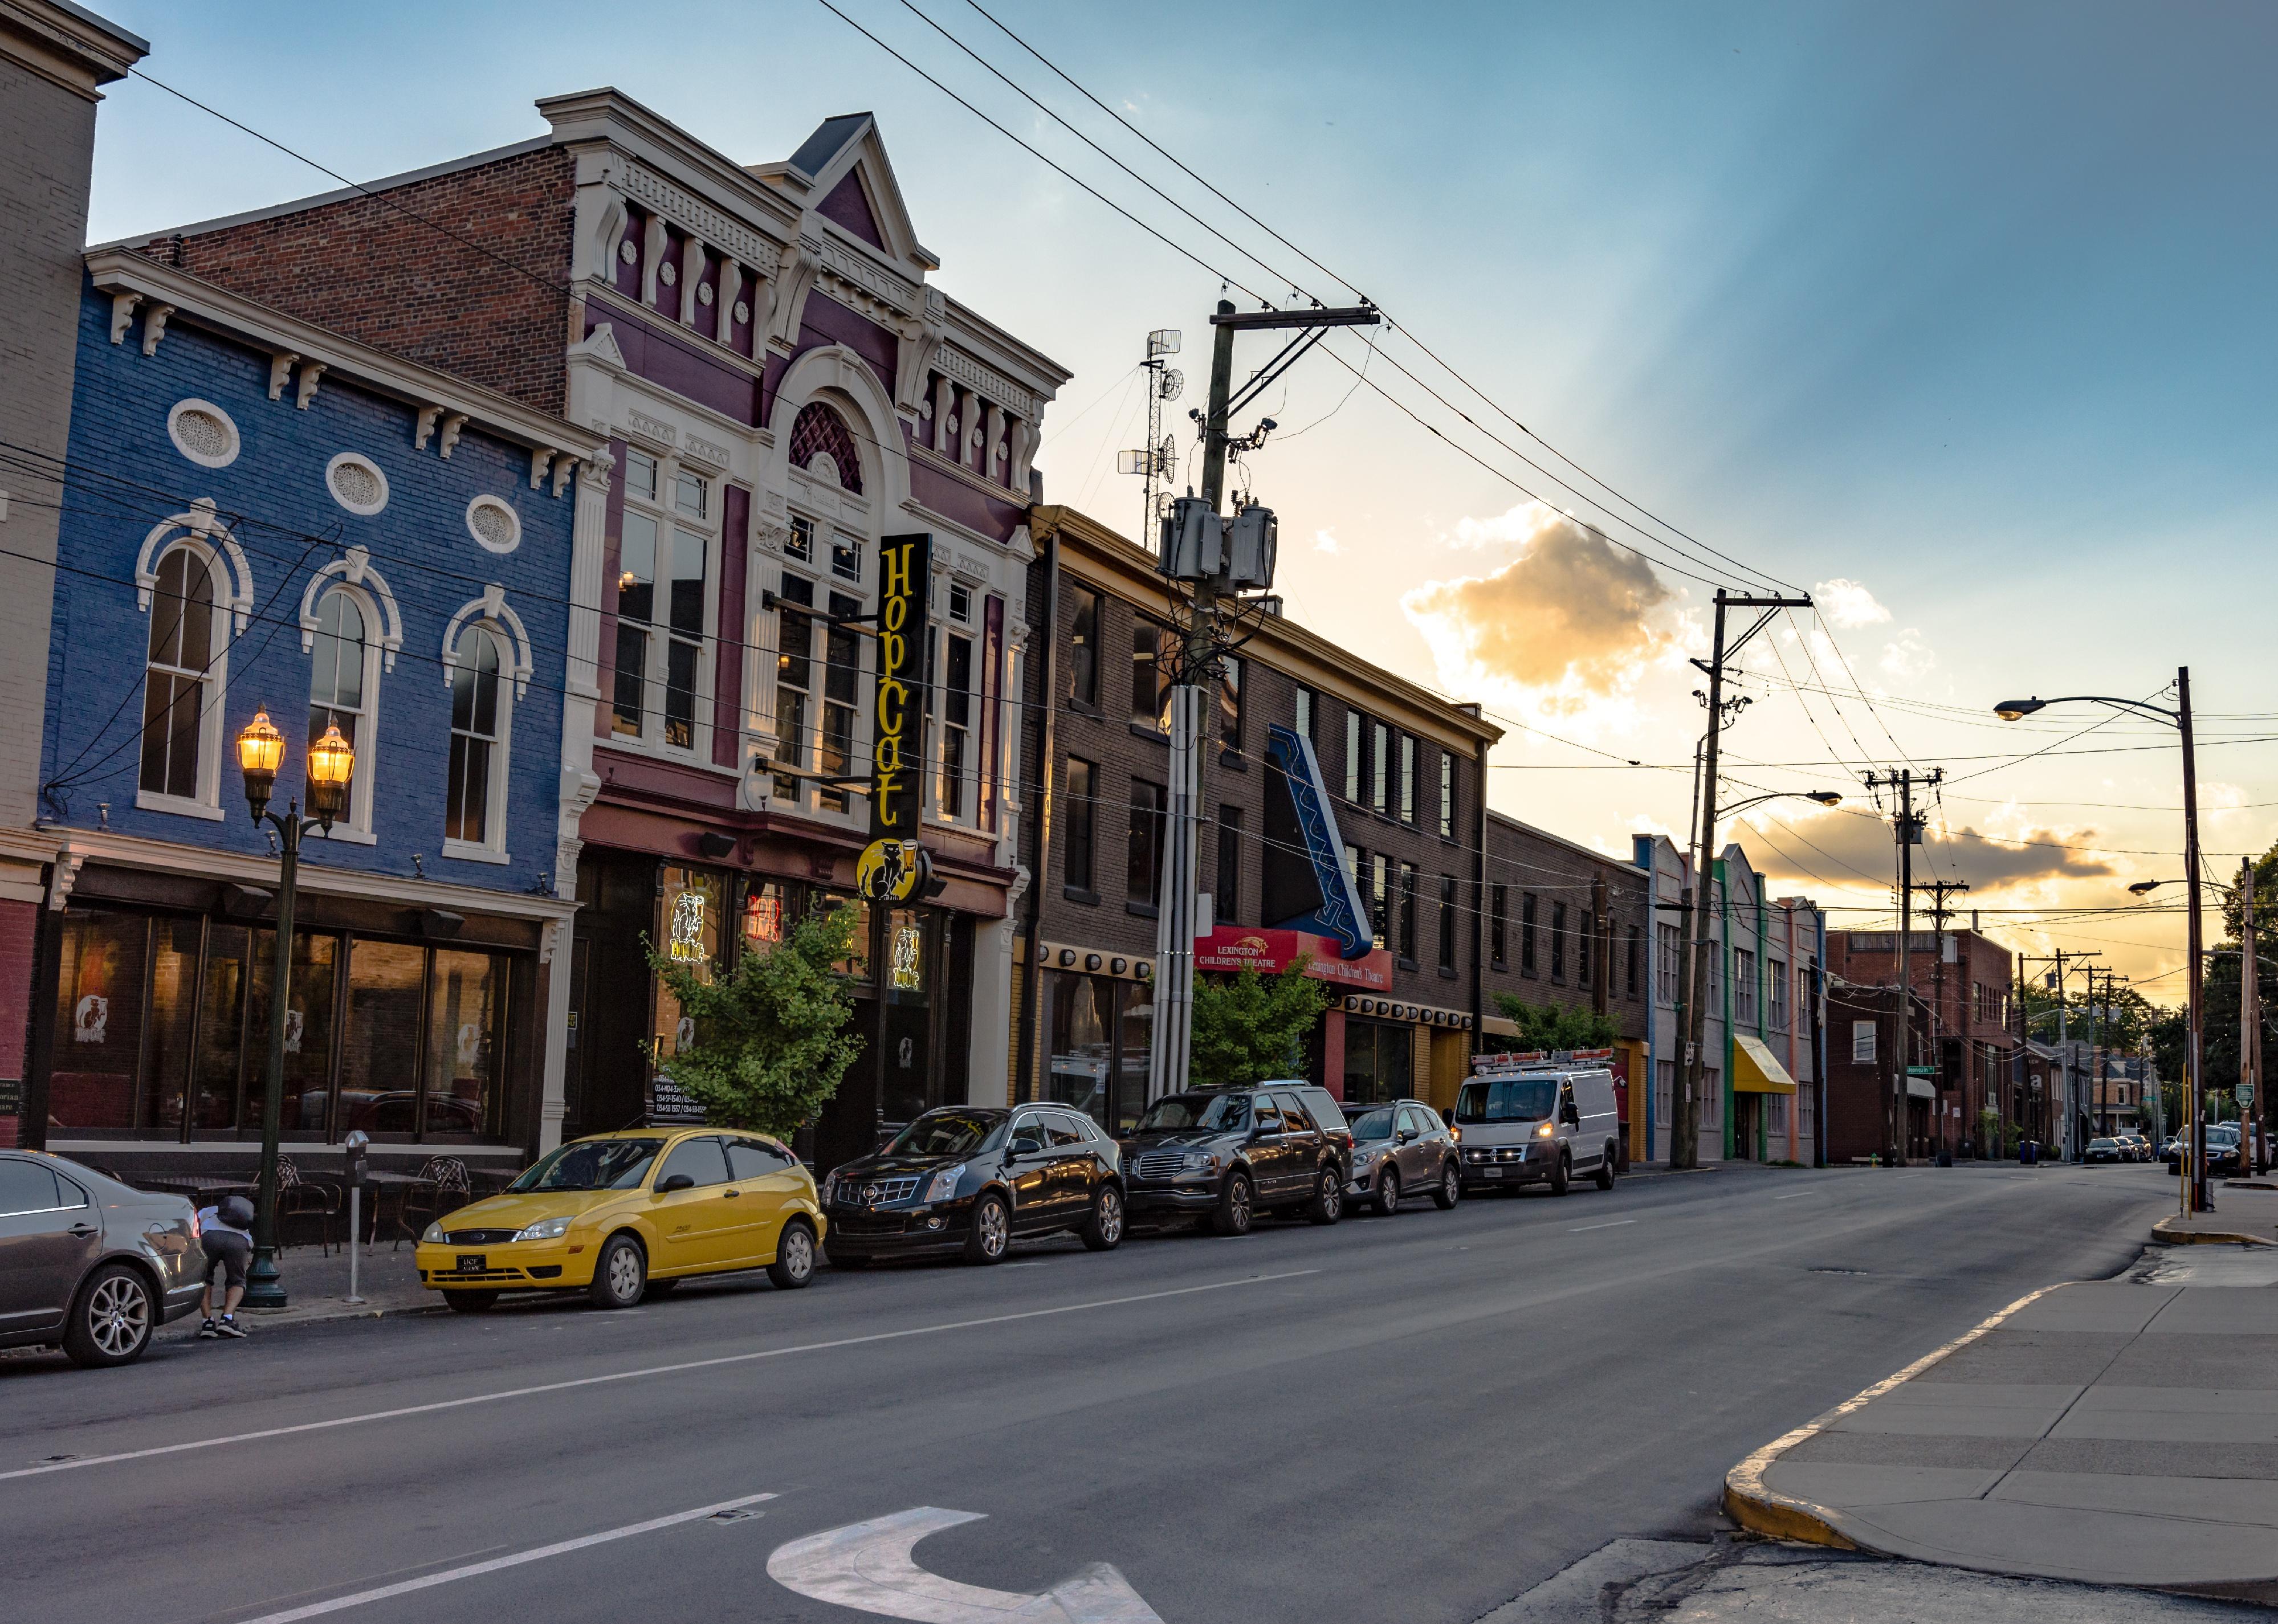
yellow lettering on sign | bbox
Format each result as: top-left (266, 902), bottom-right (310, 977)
top-left (883, 594), bottom-right (906, 635)
top-left (875, 770), bottom-right (906, 821)
top-left (881, 544), bottom-right (912, 599)
top-left (881, 631), bottom-right (906, 677)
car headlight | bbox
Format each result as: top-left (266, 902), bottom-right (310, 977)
top-left (422, 1220), bottom-right (445, 1244)
top-left (924, 1163), bottom-right (967, 1204)
top-left (1353, 1147), bottom-right (1380, 1165)
top-left (511, 1216), bottom-right (573, 1243)
top-left (1181, 1150), bottom-right (1220, 1173)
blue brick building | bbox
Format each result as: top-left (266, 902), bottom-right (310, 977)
top-left (25, 252), bottom-right (602, 1177)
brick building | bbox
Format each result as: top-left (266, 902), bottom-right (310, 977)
top-left (1827, 926), bottom-right (2018, 1159)
top-left (122, 91), bottom-right (1068, 1171)
top-left (0, 0), bottom-right (145, 1145)
top-left (1012, 507), bottom-right (1501, 1127)
top-left (1823, 984), bottom-right (1931, 1162)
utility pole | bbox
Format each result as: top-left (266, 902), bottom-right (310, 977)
top-left (2242, 855), bottom-right (2260, 1175)
top-left (1913, 877), bottom-right (1970, 1160)
top-left (1675, 590), bottom-right (1811, 1170)
top-left (1147, 297), bottom-right (1379, 1102)
top-left (1865, 768), bottom-right (1942, 1162)
top-left (2022, 948), bottom-right (2096, 1160)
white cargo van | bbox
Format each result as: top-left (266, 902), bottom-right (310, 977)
top-left (1451, 1060), bottom-right (1621, 1197)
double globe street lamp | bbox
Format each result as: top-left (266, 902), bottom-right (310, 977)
top-left (1994, 672), bottom-right (2206, 1217)
top-left (233, 708), bottom-right (354, 1309)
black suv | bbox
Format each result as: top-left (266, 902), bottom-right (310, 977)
top-left (823, 1105), bottom-right (1125, 1267)
top-left (1119, 1082), bottom-right (1352, 1235)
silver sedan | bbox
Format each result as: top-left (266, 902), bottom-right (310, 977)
top-left (0, 1151), bottom-right (206, 1366)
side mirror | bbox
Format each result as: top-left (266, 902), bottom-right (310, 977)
top-left (1396, 1128), bottom-right (1417, 1144)
top-left (1011, 1137), bottom-right (1042, 1158)
top-left (658, 1173), bottom-right (696, 1193)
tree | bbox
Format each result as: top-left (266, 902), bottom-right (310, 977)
top-left (1189, 961), bottom-right (1332, 1090)
top-left (1492, 993), bottom-right (1617, 1051)
top-left (646, 903), bottom-right (863, 1138)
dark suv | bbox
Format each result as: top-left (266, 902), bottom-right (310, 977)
top-left (823, 1105), bottom-right (1125, 1267)
top-left (1119, 1082), bottom-right (1352, 1235)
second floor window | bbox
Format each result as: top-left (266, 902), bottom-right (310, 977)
top-left (1344, 709), bottom-right (1364, 802)
top-left (140, 544), bottom-right (220, 807)
top-left (1218, 655), bottom-right (1242, 753)
top-left (1294, 684), bottom-right (1316, 741)
top-left (1770, 958), bottom-right (1789, 1030)
top-left (307, 587), bottom-right (376, 834)
top-left (1490, 884), bottom-right (1508, 968)
top-left (1131, 622), bottom-right (1167, 732)
top-left (1735, 948), bottom-right (1757, 1024)
top-left (1068, 585), bottom-right (1099, 706)
top-left (771, 574), bottom-right (814, 805)
top-left (819, 591), bottom-right (861, 813)
top-left (1438, 875), bottom-right (1457, 973)
top-left (446, 623), bottom-right (509, 854)
top-left (935, 627), bottom-right (973, 821)
top-left (1439, 751), bottom-right (1454, 839)
top-left (1127, 779), bottom-right (1167, 908)
top-left (1063, 757), bottom-right (1095, 895)
top-left (1550, 902), bottom-right (1567, 981)
top-left (1370, 853), bottom-right (1391, 949)
top-left (1521, 892), bottom-right (1538, 974)
top-left (1397, 860), bottom-right (1418, 964)
top-left (1399, 735), bottom-right (1416, 823)
top-left (1371, 720), bottom-right (1390, 813)
top-left (612, 451), bottom-right (711, 752)
top-left (1215, 803), bottom-right (1242, 924)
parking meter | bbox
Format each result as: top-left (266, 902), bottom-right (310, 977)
top-left (343, 1131), bottom-right (370, 1301)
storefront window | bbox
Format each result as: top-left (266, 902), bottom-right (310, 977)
top-left (889, 910), bottom-right (924, 991)
top-left (425, 948), bottom-right (506, 1140)
top-left (1116, 989), bottom-right (1154, 1133)
top-left (655, 867), bottom-right (723, 1062)
top-left (191, 923), bottom-right (251, 1132)
top-left (1343, 1018), bottom-right (1414, 1106)
top-left (742, 882), bottom-right (787, 954)
top-left (245, 929), bottom-right (339, 1136)
top-left (47, 910), bottom-right (149, 1131)
top-left (341, 940), bottom-right (425, 1135)
top-left (144, 916), bottom-right (201, 1135)
top-left (827, 895), bottom-right (871, 982)
top-left (1046, 971), bottom-right (1154, 1131)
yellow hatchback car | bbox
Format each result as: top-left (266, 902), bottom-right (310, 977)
top-left (414, 1129), bottom-right (825, 1311)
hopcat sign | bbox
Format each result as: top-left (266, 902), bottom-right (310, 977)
top-left (861, 532), bottom-right (934, 903)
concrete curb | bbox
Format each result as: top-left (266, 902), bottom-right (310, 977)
top-left (160, 1298), bottom-right (444, 1340)
top-left (1721, 1282), bottom-right (2069, 1549)
top-left (2151, 1215), bottom-right (2275, 1247)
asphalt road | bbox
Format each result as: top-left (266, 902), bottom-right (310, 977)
top-left (0, 1160), bottom-right (2175, 1624)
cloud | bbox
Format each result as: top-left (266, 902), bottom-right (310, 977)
top-left (1880, 630), bottom-right (1935, 680)
top-left (1444, 499), bottom-right (1564, 550)
top-left (1402, 506), bottom-right (1678, 718)
top-left (1735, 803), bottom-right (2120, 891)
top-left (1815, 577), bottom-right (1891, 628)
top-left (1313, 527), bottom-right (1340, 554)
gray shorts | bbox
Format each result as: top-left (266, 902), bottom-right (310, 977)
top-left (202, 1232), bottom-right (251, 1290)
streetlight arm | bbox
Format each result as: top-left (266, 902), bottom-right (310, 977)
top-left (1998, 695), bottom-right (2180, 725)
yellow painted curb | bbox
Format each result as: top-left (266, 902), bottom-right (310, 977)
top-left (2152, 1216), bottom-right (2275, 1247)
top-left (1722, 1282), bottom-right (2069, 1547)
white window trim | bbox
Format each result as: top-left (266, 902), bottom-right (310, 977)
top-left (612, 455), bottom-right (720, 764)
top-left (304, 579), bottom-right (386, 842)
top-left (441, 619), bottom-right (515, 864)
top-left (166, 399), bottom-right (240, 470)
top-left (325, 452), bottom-right (390, 517)
top-left (136, 501), bottom-right (253, 634)
top-left (135, 537), bottom-right (236, 819)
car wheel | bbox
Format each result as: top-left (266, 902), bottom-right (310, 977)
top-left (1374, 1167), bottom-right (1401, 1217)
top-left (62, 1264), bottom-right (153, 1368)
top-left (1081, 1184), bottom-right (1126, 1251)
top-left (1308, 1165), bottom-right (1344, 1225)
top-left (587, 1234), bottom-right (646, 1309)
top-left (1434, 1162), bottom-right (1461, 1209)
top-left (768, 1221), bottom-right (817, 1289)
top-left (1595, 1144), bottom-right (1617, 1191)
top-left (964, 1193), bottom-right (1012, 1264)
top-left (443, 1288), bottom-right (501, 1313)
top-left (1549, 1153), bottom-right (1571, 1197)
top-left (1213, 1170), bottom-right (1254, 1236)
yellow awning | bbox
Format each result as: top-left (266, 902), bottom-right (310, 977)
top-left (1732, 1034), bottom-right (1798, 1095)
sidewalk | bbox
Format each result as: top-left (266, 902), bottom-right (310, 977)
top-left (162, 1239), bottom-right (435, 1339)
top-left (1726, 1272), bottom-right (2278, 1602)
top-left (2154, 1180), bottom-right (2278, 1247)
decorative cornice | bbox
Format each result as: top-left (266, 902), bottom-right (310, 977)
top-left (934, 341), bottom-right (1040, 421)
top-left (622, 159), bottom-right (783, 276)
top-left (815, 230), bottom-right (919, 320)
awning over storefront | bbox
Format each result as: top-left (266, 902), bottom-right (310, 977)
top-left (1731, 1035), bottom-right (1798, 1095)
top-left (1906, 1076), bottom-right (1936, 1100)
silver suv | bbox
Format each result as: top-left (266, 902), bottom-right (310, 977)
top-left (1343, 1099), bottom-right (1461, 1214)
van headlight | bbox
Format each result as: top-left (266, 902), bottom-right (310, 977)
top-left (511, 1216), bottom-right (573, 1243)
top-left (924, 1163), bottom-right (967, 1203)
top-left (1535, 1122), bottom-right (1555, 1138)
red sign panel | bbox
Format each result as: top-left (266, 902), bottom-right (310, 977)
top-left (1195, 928), bottom-right (1393, 991)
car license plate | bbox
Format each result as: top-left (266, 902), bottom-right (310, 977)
top-left (455, 1254), bottom-right (487, 1274)
top-left (1484, 1168), bottom-right (1503, 1180)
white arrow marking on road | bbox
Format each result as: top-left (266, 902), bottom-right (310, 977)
top-left (768, 1507), bottom-right (1164, 1623)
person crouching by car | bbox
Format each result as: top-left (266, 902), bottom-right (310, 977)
top-left (195, 1195), bottom-right (256, 1339)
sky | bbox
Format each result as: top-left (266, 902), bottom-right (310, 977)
top-left (76, 1), bottom-right (2278, 1003)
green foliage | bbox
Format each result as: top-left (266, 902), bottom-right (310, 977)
top-left (1189, 960), bottom-right (1332, 1090)
top-left (1492, 993), bottom-right (1619, 1052)
top-left (646, 903), bottom-right (862, 1138)
top-left (1978, 1105), bottom-right (2011, 1157)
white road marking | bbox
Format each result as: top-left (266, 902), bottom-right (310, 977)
top-left (769, 1507), bottom-right (1163, 1623)
top-left (1772, 1192), bottom-right (1817, 1200)
top-left (234, 1492), bottom-right (776, 1622)
top-left (1570, 1220), bottom-right (1636, 1232)
top-left (0, 1270), bottom-right (1318, 1486)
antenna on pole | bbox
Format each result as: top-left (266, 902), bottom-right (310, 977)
top-left (1119, 328), bottom-right (1184, 547)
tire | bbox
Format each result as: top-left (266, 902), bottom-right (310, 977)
top-left (1548, 1153), bottom-right (1571, 1197)
top-left (963, 1193), bottom-right (1011, 1264)
top-left (767, 1221), bottom-right (817, 1289)
top-left (1433, 1162), bottom-right (1461, 1210)
top-left (587, 1233), bottom-right (646, 1309)
top-left (1595, 1144), bottom-right (1617, 1191)
top-left (1308, 1165), bottom-right (1344, 1225)
top-left (1081, 1184), bottom-right (1126, 1251)
top-left (443, 1289), bottom-right (500, 1313)
top-left (62, 1264), bottom-right (153, 1368)
top-left (641, 1278), bottom-right (680, 1300)
top-left (1374, 1167), bottom-right (1401, 1217)
top-left (1212, 1170), bottom-right (1254, 1236)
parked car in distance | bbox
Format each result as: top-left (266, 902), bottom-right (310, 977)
top-left (0, 1150), bottom-right (204, 1366)
top-left (1120, 1083), bottom-right (1352, 1235)
top-left (1344, 1099), bottom-right (1460, 1214)
top-left (414, 1129), bottom-right (824, 1311)
top-left (2166, 1127), bottom-right (2242, 1177)
top-left (2084, 1137), bottom-right (2124, 1164)
top-left (824, 1105), bottom-right (1125, 1267)
top-left (2118, 1133), bottom-right (2153, 1162)
top-left (1452, 1063), bottom-right (1622, 1196)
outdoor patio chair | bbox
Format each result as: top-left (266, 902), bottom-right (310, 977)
top-left (394, 1156), bottom-right (471, 1249)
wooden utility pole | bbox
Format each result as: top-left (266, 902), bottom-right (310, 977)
top-left (1913, 878), bottom-right (1970, 1159)
top-left (1867, 768), bottom-right (1942, 1162)
top-left (2242, 855), bottom-right (2260, 1175)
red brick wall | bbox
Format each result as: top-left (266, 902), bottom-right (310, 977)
top-left (0, 898), bottom-right (36, 1148)
top-left (156, 146), bottom-right (577, 414)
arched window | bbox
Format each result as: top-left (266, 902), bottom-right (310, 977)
top-left (140, 544), bottom-right (221, 810)
top-left (787, 402), bottom-right (863, 493)
top-left (446, 623), bottom-right (508, 856)
top-left (308, 587), bottom-right (378, 835)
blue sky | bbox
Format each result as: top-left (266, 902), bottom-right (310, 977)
top-left (80, 1), bottom-right (2278, 993)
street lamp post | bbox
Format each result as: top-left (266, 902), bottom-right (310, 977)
top-left (234, 708), bottom-right (354, 1309)
top-left (1995, 669), bottom-right (2205, 1215)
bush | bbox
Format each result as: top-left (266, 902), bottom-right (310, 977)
top-left (1189, 960), bottom-right (1332, 1090)
top-left (1491, 993), bottom-right (1617, 1052)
